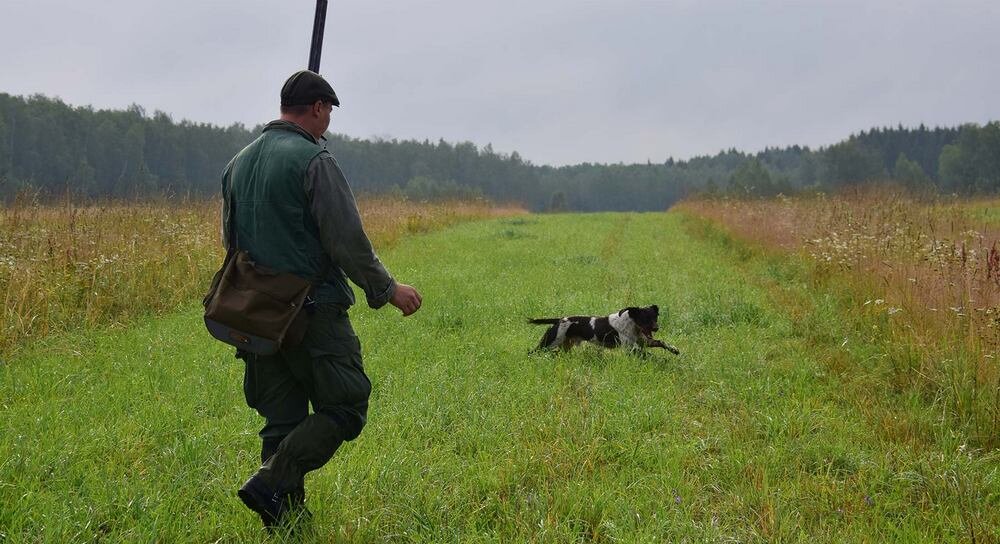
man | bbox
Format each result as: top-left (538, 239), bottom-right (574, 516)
top-left (221, 70), bottom-right (422, 528)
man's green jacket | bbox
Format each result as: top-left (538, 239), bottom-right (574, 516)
top-left (221, 120), bottom-right (396, 309)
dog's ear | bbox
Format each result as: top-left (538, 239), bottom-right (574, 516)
top-left (651, 304), bottom-right (659, 314)
top-left (620, 307), bottom-right (639, 317)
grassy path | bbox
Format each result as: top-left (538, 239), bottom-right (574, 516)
top-left (1, 213), bottom-right (995, 542)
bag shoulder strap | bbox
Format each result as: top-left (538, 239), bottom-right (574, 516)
top-left (224, 177), bottom-right (239, 252)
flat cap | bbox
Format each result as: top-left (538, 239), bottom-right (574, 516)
top-left (280, 70), bottom-right (340, 107)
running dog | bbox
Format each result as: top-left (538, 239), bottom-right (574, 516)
top-left (529, 305), bottom-right (680, 354)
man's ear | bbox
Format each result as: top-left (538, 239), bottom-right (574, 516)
top-left (312, 100), bottom-right (324, 117)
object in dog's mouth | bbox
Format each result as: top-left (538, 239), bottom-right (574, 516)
top-left (528, 305), bottom-right (680, 355)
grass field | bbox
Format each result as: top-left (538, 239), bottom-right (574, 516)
top-left (2, 212), bottom-right (997, 542)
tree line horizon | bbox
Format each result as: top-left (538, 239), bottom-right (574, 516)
top-left (1, 93), bottom-right (997, 210)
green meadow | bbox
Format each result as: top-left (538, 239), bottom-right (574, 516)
top-left (1, 212), bottom-right (997, 542)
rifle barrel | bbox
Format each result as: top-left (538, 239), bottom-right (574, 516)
top-left (308, 0), bottom-right (328, 73)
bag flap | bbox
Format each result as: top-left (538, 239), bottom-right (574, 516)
top-left (232, 251), bottom-right (312, 302)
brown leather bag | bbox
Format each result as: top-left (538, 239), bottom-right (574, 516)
top-left (202, 191), bottom-right (314, 355)
top-left (203, 249), bottom-right (313, 355)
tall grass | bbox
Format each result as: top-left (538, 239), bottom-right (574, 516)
top-left (0, 192), bottom-right (523, 358)
top-left (677, 188), bottom-right (1000, 448)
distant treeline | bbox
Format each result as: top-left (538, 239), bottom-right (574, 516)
top-left (1, 93), bottom-right (998, 210)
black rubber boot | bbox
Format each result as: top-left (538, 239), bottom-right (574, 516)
top-left (237, 474), bottom-right (290, 528)
top-left (248, 436), bottom-right (313, 529)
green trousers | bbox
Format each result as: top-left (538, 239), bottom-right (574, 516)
top-left (241, 304), bottom-right (371, 494)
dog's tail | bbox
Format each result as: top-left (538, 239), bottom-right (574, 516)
top-left (528, 317), bottom-right (562, 325)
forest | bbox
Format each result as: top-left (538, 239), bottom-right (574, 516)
top-left (1, 93), bottom-right (998, 210)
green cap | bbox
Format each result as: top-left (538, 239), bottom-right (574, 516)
top-left (280, 70), bottom-right (340, 107)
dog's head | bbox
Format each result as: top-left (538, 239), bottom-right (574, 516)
top-left (619, 305), bottom-right (660, 337)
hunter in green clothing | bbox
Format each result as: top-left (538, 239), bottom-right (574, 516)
top-left (223, 70), bottom-right (422, 528)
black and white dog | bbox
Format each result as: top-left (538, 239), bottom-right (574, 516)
top-left (529, 305), bottom-right (680, 354)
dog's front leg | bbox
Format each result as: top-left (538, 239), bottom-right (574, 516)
top-left (646, 338), bottom-right (681, 355)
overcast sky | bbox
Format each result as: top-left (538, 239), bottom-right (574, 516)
top-left (1, 0), bottom-right (998, 166)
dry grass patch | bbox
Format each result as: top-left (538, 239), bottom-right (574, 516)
top-left (0, 193), bottom-right (524, 357)
top-left (677, 188), bottom-right (1000, 448)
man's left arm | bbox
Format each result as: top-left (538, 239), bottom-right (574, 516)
top-left (306, 153), bottom-right (397, 309)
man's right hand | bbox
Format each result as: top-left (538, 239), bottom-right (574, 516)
top-left (389, 283), bottom-right (422, 316)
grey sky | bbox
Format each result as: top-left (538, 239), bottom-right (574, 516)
top-left (2, 0), bottom-right (998, 166)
